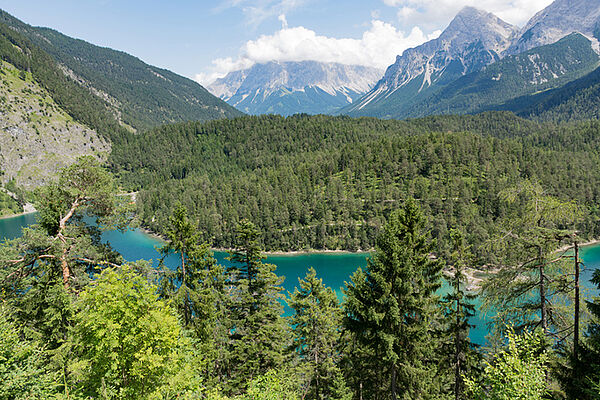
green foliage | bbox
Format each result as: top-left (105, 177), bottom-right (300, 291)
top-left (465, 329), bottom-right (548, 400)
top-left (74, 262), bottom-right (201, 399)
top-left (205, 370), bottom-right (300, 400)
top-left (482, 180), bottom-right (582, 336)
top-left (343, 200), bottom-right (445, 399)
top-left (114, 113), bottom-right (600, 258)
top-left (288, 267), bottom-right (350, 400)
top-left (0, 306), bottom-right (60, 399)
top-left (0, 10), bottom-right (242, 133)
top-left (242, 370), bottom-right (300, 400)
top-left (225, 220), bottom-right (290, 394)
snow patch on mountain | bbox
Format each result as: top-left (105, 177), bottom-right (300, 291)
top-left (507, 0), bottom-right (600, 55)
top-left (207, 61), bottom-right (383, 115)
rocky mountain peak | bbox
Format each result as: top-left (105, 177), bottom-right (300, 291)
top-left (354, 7), bottom-right (517, 111)
top-left (507, 0), bottom-right (600, 55)
top-left (440, 6), bottom-right (518, 53)
top-left (208, 60), bottom-right (383, 116)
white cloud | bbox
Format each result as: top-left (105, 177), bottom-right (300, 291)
top-left (216, 0), bottom-right (309, 27)
top-left (384, 0), bottom-right (554, 30)
top-left (278, 14), bottom-right (288, 29)
top-left (196, 20), bottom-right (441, 85)
top-left (196, 0), bottom-right (555, 86)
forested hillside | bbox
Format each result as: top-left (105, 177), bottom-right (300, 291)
top-left (506, 65), bottom-right (600, 122)
top-left (0, 20), bottom-right (129, 144)
top-left (111, 113), bottom-right (600, 258)
top-left (404, 33), bottom-right (600, 118)
top-left (2, 157), bottom-right (598, 399)
top-left (0, 9), bottom-right (243, 132)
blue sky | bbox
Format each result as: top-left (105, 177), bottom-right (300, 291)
top-left (0, 0), bottom-right (553, 85)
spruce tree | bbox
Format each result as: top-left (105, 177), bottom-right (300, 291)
top-left (226, 220), bottom-right (289, 394)
top-left (343, 200), bottom-right (444, 400)
top-left (288, 267), bottom-right (350, 400)
top-left (158, 205), bottom-right (228, 383)
top-left (441, 229), bottom-right (480, 400)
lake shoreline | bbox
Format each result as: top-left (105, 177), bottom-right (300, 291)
top-left (556, 239), bottom-right (600, 253)
top-left (138, 225), bottom-right (371, 256)
top-left (0, 208), bottom-right (37, 220)
top-left (137, 225), bottom-right (600, 258)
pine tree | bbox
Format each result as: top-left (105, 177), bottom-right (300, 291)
top-left (0, 157), bottom-right (129, 393)
top-left (158, 205), bottom-right (228, 383)
top-left (343, 200), bottom-right (444, 400)
top-left (288, 267), bottom-right (350, 400)
top-left (226, 220), bottom-right (289, 394)
top-left (441, 229), bottom-right (480, 400)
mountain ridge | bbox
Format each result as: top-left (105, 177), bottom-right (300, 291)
top-left (506, 0), bottom-right (600, 55)
top-left (0, 9), bottom-right (243, 131)
top-left (343, 6), bottom-right (518, 118)
top-left (209, 60), bottom-right (382, 116)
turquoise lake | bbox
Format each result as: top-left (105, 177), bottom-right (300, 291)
top-left (2, 213), bottom-right (599, 345)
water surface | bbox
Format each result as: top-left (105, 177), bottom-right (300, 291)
top-left (2, 214), bottom-right (598, 345)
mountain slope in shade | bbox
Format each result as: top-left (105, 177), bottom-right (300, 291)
top-left (0, 10), bottom-right (243, 132)
top-left (406, 33), bottom-right (600, 118)
top-left (504, 65), bottom-right (600, 122)
top-left (343, 7), bottom-right (518, 118)
top-left (506, 0), bottom-right (600, 55)
top-left (208, 61), bottom-right (382, 116)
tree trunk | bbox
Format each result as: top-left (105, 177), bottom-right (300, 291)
top-left (539, 246), bottom-right (547, 335)
top-left (61, 245), bottom-right (70, 288)
top-left (58, 198), bottom-right (81, 289)
top-left (391, 364), bottom-right (397, 400)
top-left (455, 274), bottom-right (461, 400)
top-left (180, 250), bottom-right (189, 325)
top-left (359, 381), bottom-right (363, 400)
top-left (181, 250), bottom-right (186, 284)
top-left (574, 241), bottom-right (580, 361)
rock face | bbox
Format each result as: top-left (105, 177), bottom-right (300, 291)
top-left (208, 61), bottom-right (382, 116)
top-left (406, 33), bottom-right (600, 117)
top-left (345, 7), bottom-right (518, 117)
top-left (507, 0), bottom-right (600, 55)
top-left (0, 61), bottom-right (110, 189)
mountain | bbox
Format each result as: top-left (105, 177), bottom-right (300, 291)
top-left (503, 65), bottom-right (600, 122)
top-left (405, 33), bottom-right (599, 117)
top-left (343, 7), bottom-right (518, 118)
top-left (0, 10), bottom-right (243, 132)
top-left (506, 0), bottom-right (600, 55)
top-left (208, 61), bottom-right (382, 116)
top-left (0, 22), bottom-right (110, 189)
